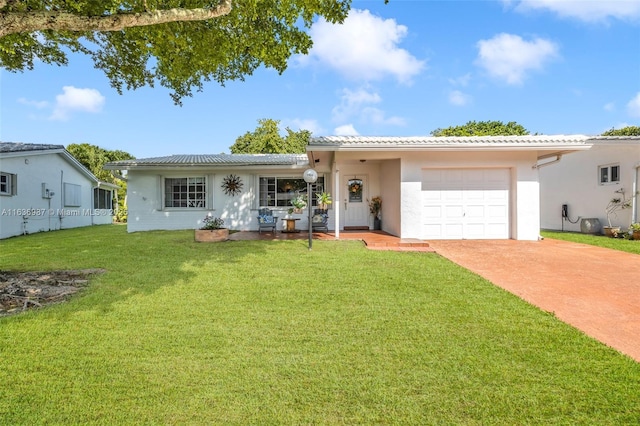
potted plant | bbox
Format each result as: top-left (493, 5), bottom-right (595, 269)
top-left (368, 196), bottom-right (382, 230)
top-left (290, 194), bottom-right (307, 214)
top-left (604, 189), bottom-right (634, 237)
top-left (195, 215), bottom-right (228, 242)
top-left (630, 223), bottom-right (640, 240)
top-left (316, 192), bottom-right (332, 211)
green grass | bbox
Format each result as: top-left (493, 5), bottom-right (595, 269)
top-left (1, 225), bottom-right (639, 424)
top-left (542, 230), bottom-right (640, 255)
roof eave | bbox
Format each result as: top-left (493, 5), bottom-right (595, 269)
top-left (0, 147), bottom-right (67, 158)
top-left (104, 163), bottom-right (309, 171)
top-left (96, 181), bottom-right (120, 190)
top-left (308, 143), bottom-right (593, 152)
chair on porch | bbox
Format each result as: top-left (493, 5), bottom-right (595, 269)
top-left (257, 208), bottom-right (279, 234)
top-left (311, 209), bottom-right (329, 233)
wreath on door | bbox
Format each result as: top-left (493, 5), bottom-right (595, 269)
top-left (222, 174), bottom-right (243, 196)
top-left (348, 180), bottom-right (362, 195)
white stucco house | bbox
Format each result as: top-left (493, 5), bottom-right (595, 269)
top-left (540, 136), bottom-right (640, 233)
top-left (105, 135), bottom-right (595, 241)
top-left (0, 142), bottom-right (118, 239)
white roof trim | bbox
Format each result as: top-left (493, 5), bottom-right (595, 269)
top-left (308, 135), bottom-right (594, 151)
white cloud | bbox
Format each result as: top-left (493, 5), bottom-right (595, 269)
top-left (604, 102), bottom-right (615, 112)
top-left (332, 87), bottom-right (381, 122)
top-left (627, 92), bottom-right (640, 117)
top-left (475, 33), bottom-right (559, 85)
top-left (334, 124), bottom-right (359, 136)
top-left (510, 0), bottom-right (640, 23)
top-left (285, 118), bottom-right (324, 135)
top-left (361, 107), bottom-right (406, 126)
top-left (448, 73), bottom-right (472, 87)
top-left (18, 98), bottom-right (49, 109)
top-left (50, 86), bottom-right (105, 121)
top-left (332, 86), bottom-right (405, 128)
top-left (300, 9), bottom-right (425, 83)
top-left (449, 90), bottom-right (472, 106)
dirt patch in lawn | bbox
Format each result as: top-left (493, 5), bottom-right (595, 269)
top-left (0, 269), bottom-right (106, 316)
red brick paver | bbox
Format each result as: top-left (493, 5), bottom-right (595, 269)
top-left (428, 239), bottom-right (640, 362)
top-left (228, 230), bottom-right (434, 251)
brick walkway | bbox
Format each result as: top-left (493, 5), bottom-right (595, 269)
top-left (428, 239), bottom-right (640, 362)
top-left (228, 230), bottom-right (434, 251)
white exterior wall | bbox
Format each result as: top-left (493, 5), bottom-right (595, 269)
top-left (0, 152), bottom-right (112, 239)
top-left (126, 168), bottom-right (333, 233)
top-left (380, 159), bottom-right (401, 236)
top-left (400, 151), bottom-right (541, 241)
top-left (540, 143), bottom-right (640, 232)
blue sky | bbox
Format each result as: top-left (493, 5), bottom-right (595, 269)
top-left (1, 0), bottom-right (639, 158)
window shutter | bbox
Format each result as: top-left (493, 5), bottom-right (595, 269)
top-left (63, 183), bottom-right (81, 207)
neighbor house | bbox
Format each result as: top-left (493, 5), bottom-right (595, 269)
top-left (105, 135), bottom-right (594, 240)
top-left (539, 136), bottom-right (640, 233)
top-left (0, 142), bottom-right (118, 239)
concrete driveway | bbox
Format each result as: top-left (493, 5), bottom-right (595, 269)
top-left (428, 239), bottom-right (640, 362)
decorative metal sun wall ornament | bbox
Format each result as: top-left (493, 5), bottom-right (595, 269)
top-left (221, 174), bottom-right (243, 196)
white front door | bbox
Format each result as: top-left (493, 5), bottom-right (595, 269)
top-left (343, 175), bottom-right (369, 228)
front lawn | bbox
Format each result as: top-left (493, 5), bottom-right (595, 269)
top-left (542, 230), bottom-right (640, 255)
top-left (1, 226), bottom-right (638, 424)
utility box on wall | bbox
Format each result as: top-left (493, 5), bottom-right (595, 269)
top-left (41, 183), bottom-right (54, 199)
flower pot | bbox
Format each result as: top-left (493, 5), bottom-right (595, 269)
top-left (633, 230), bottom-right (640, 240)
top-left (373, 218), bottom-right (381, 231)
top-left (293, 208), bottom-right (303, 214)
top-left (603, 226), bottom-right (621, 238)
top-left (195, 228), bottom-right (229, 242)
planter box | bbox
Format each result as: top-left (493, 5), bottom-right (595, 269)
top-left (195, 229), bottom-right (229, 242)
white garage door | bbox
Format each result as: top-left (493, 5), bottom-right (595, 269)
top-left (422, 168), bottom-right (510, 239)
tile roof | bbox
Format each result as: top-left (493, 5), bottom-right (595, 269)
top-left (309, 135), bottom-right (594, 148)
top-left (0, 142), bottom-right (65, 153)
top-left (105, 153), bottom-right (309, 168)
top-left (590, 136), bottom-right (640, 142)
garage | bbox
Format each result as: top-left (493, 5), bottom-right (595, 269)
top-left (422, 168), bottom-right (510, 239)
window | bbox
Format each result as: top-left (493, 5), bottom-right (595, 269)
top-left (259, 176), bottom-right (325, 208)
top-left (94, 188), bottom-right (113, 209)
top-left (599, 164), bottom-right (620, 185)
top-left (0, 172), bottom-right (16, 196)
top-left (64, 183), bottom-right (81, 207)
top-left (164, 177), bottom-right (206, 208)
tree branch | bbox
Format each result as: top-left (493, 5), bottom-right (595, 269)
top-left (0, 1), bottom-right (232, 38)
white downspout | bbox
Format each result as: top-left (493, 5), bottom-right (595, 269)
top-left (334, 163), bottom-right (340, 239)
top-left (59, 170), bottom-right (64, 230)
top-left (91, 183), bottom-right (100, 226)
top-left (633, 163), bottom-right (639, 224)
